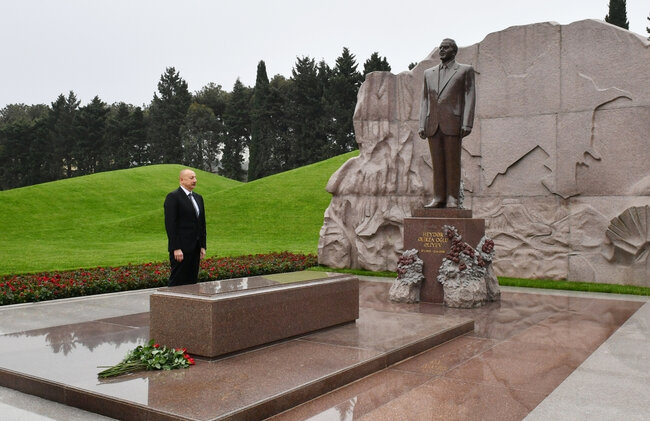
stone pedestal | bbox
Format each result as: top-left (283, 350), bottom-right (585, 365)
top-left (150, 272), bottom-right (359, 358)
top-left (404, 209), bottom-right (485, 303)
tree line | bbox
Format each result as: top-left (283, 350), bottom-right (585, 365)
top-left (0, 49), bottom-right (394, 190)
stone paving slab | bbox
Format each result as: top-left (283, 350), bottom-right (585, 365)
top-left (0, 280), bottom-right (472, 421)
top-left (0, 279), bottom-right (647, 420)
top-left (524, 301), bottom-right (650, 421)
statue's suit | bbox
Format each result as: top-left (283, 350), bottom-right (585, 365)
top-left (419, 60), bottom-right (476, 205)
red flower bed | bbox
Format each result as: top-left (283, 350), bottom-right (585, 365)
top-left (0, 252), bottom-right (317, 306)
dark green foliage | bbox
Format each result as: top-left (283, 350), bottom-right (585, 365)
top-left (408, 62), bottom-right (418, 70)
top-left (76, 96), bottom-right (109, 174)
top-left (248, 61), bottom-right (273, 181)
top-left (181, 103), bottom-right (221, 172)
top-left (48, 91), bottom-right (80, 179)
top-left (148, 67), bottom-right (192, 164)
top-left (0, 47), bottom-right (391, 189)
top-left (287, 56), bottom-right (329, 168)
top-left (0, 103), bottom-right (48, 125)
top-left (647, 14), bottom-right (649, 40)
top-left (605, 0), bottom-right (629, 29)
top-left (0, 103), bottom-right (50, 188)
top-left (323, 47), bottom-right (362, 155)
top-left (191, 83), bottom-right (229, 173)
top-left (266, 75), bottom-right (292, 173)
top-left (363, 52), bottom-right (391, 76)
top-left (222, 79), bottom-right (251, 181)
top-left (0, 119), bottom-right (42, 189)
top-left (104, 103), bottom-right (148, 169)
top-left (193, 82), bottom-right (229, 117)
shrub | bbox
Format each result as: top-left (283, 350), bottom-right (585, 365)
top-left (0, 252), bottom-right (317, 306)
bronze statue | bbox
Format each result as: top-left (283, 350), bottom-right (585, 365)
top-left (418, 38), bottom-right (476, 208)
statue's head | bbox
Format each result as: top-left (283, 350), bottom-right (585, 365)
top-left (439, 38), bottom-right (458, 62)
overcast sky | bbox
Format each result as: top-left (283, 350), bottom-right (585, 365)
top-left (1, 0), bottom-right (648, 109)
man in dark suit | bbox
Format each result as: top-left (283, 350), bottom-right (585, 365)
top-left (164, 169), bottom-right (206, 286)
top-left (418, 38), bottom-right (476, 208)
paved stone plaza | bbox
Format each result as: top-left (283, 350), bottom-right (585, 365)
top-left (0, 277), bottom-right (647, 420)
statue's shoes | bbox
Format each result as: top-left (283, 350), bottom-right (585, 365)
top-left (424, 199), bottom-right (446, 208)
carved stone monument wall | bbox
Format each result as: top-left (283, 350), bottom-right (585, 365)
top-left (318, 20), bottom-right (650, 286)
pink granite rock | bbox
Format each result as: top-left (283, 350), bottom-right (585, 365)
top-left (318, 20), bottom-right (650, 286)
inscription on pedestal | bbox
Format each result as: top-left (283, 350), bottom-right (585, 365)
top-left (404, 214), bottom-right (485, 303)
top-left (416, 231), bottom-right (449, 254)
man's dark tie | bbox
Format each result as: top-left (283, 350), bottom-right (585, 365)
top-left (188, 192), bottom-right (199, 217)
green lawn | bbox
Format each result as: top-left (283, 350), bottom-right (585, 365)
top-left (0, 151), bottom-right (358, 275)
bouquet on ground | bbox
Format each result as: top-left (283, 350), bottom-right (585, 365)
top-left (98, 339), bottom-right (195, 378)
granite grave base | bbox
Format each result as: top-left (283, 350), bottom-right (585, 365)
top-left (150, 272), bottom-right (359, 358)
top-left (404, 208), bottom-right (486, 303)
top-left (0, 275), bottom-right (475, 420)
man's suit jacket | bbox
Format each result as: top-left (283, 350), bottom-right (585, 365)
top-left (419, 61), bottom-right (476, 137)
top-left (164, 187), bottom-right (206, 254)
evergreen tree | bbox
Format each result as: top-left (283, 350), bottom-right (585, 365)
top-left (129, 107), bottom-right (148, 167)
top-left (324, 47), bottom-right (362, 155)
top-left (48, 91), bottom-right (80, 179)
top-left (363, 52), bottom-right (392, 77)
top-left (266, 75), bottom-right (292, 173)
top-left (287, 56), bottom-right (328, 168)
top-left (194, 83), bottom-right (228, 117)
top-left (0, 103), bottom-right (48, 125)
top-left (104, 102), bottom-right (132, 170)
top-left (222, 79), bottom-right (251, 181)
top-left (76, 96), bottom-right (109, 174)
top-left (408, 62), bottom-right (418, 70)
top-left (0, 119), bottom-right (33, 189)
top-left (248, 61), bottom-right (273, 181)
top-left (605, 0), bottom-right (629, 29)
top-left (193, 83), bottom-right (229, 172)
top-left (647, 13), bottom-right (649, 40)
top-left (148, 67), bottom-right (192, 163)
top-left (181, 102), bottom-right (220, 172)
top-left (104, 103), bottom-right (147, 170)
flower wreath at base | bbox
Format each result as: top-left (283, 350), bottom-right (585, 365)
top-left (98, 339), bottom-right (195, 378)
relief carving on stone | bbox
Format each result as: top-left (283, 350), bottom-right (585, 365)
top-left (318, 20), bottom-right (650, 286)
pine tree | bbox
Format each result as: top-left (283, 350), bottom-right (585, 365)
top-left (222, 79), bottom-right (251, 181)
top-left (324, 47), bottom-right (362, 155)
top-left (0, 119), bottom-right (34, 189)
top-left (287, 56), bottom-right (328, 168)
top-left (76, 96), bottom-right (109, 174)
top-left (128, 107), bottom-right (148, 167)
top-left (148, 67), bottom-right (192, 163)
top-left (0, 103), bottom-right (49, 188)
top-left (363, 52), bottom-right (392, 77)
top-left (193, 83), bottom-right (229, 172)
top-left (646, 13), bottom-right (649, 40)
top-left (605, 0), bottom-right (629, 29)
top-left (48, 91), bottom-right (80, 179)
top-left (181, 103), bottom-right (220, 172)
top-left (104, 103), bottom-right (134, 170)
top-left (266, 75), bottom-right (292, 173)
top-left (248, 61), bottom-right (273, 181)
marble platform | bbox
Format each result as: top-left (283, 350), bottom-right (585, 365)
top-left (150, 273), bottom-right (360, 357)
top-left (0, 274), bottom-right (473, 420)
top-left (0, 276), bottom-right (646, 420)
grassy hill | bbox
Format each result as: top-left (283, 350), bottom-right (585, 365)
top-left (0, 152), bottom-right (358, 275)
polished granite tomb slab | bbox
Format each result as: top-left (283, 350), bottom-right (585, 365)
top-left (0, 274), bottom-right (473, 420)
top-left (150, 272), bottom-right (360, 357)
